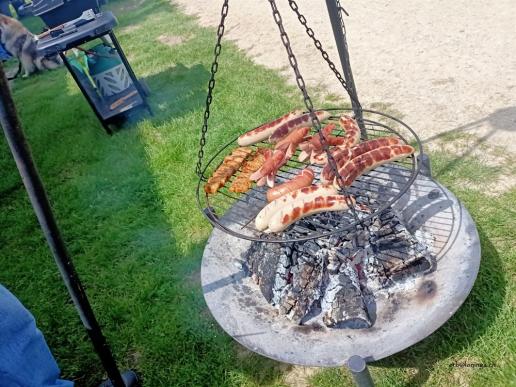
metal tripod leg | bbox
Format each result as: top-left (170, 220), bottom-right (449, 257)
top-left (0, 64), bottom-right (136, 387)
top-left (325, 0), bottom-right (366, 138)
top-left (347, 355), bottom-right (375, 387)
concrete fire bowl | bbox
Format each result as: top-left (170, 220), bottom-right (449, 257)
top-left (200, 173), bottom-right (480, 366)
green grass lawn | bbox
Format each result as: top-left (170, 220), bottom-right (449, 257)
top-left (1, 0), bottom-right (514, 385)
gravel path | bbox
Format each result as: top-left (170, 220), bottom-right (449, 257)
top-left (173, 0), bottom-right (516, 154)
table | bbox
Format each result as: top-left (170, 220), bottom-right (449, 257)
top-left (37, 11), bottom-right (151, 133)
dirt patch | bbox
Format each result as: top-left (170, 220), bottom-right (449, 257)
top-left (282, 365), bottom-right (319, 387)
top-left (116, 0), bottom-right (146, 12)
top-left (427, 138), bottom-right (516, 194)
top-left (172, 0), bottom-right (516, 155)
top-left (157, 34), bottom-right (190, 47)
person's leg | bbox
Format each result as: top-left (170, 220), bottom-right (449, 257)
top-left (0, 284), bottom-right (73, 386)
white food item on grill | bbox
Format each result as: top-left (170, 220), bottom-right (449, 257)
top-left (266, 194), bottom-right (353, 233)
top-left (255, 185), bottom-right (337, 231)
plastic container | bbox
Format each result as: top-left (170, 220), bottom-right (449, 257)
top-left (88, 44), bottom-right (133, 97)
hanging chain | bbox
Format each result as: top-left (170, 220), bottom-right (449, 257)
top-left (287, 0), bottom-right (361, 110)
top-left (267, 0), bottom-right (360, 222)
top-left (196, 0), bottom-right (229, 179)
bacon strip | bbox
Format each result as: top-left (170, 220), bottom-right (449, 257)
top-left (237, 110), bottom-right (303, 146)
top-left (321, 136), bottom-right (402, 183)
top-left (269, 110), bottom-right (331, 143)
top-left (334, 145), bottom-right (415, 187)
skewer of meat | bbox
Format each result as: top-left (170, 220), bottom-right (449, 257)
top-left (229, 149), bottom-right (267, 193)
top-left (333, 144), bottom-right (415, 187)
top-left (204, 147), bottom-right (253, 194)
top-left (237, 110), bottom-right (303, 146)
top-left (320, 136), bottom-right (402, 184)
top-left (266, 167), bottom-right (314, 202)
top-left (269, 110), bottom-right (331, 143)
top-left (255, 185), bottom-right (338, 231)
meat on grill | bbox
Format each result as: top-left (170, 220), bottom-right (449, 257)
top-left (321, 137), bottom-right (402, 184)
top-left (334, 144), bottom-right (415, 187)
top-left (204, 147), bottom-right (253, 194)
top-left (255, 185), bottom-right (338, 231)
top-left (267, 194), bottom-right (355, 233)
top-left (298, 123), bottom-right (344, 162)
top-left (266, 167), bottom-right (314, 202)
top-left (301, 116), bottom-right (361, 164)
top-left (229, 148), bottom-right (267, 193)
top-left (237, 110), bottom-right (303, 146)
top-left (250, 147), bottom-right (289, 187)
top-left (337, 115), bottom-right (361, 148)
top-left (269, 111), bottom-right (331, 143)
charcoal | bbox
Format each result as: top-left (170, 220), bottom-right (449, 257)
top-left (271, 252), bottom-right (292, 306)
top-left (321, 259), bottom-right (371, 329)
top-left (245, 242), bottom-right (286, 303)
top-left (245, 194), bottom-right (436, 330)
top-left (279, 251), bottom-right (325, 322)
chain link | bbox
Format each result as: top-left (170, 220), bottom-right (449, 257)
top-left (196, 0), bottom-right (229, 178)
top-left (267, 0), bottom-right (359, 221)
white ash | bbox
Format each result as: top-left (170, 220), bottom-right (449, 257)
top-left (321, 252), bottom-right (371, 328)
top-left (245, 200), bottom-right (436, 329)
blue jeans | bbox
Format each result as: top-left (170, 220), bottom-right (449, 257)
top-left (0, 1), bottom-right (11, 17)
top-left (0, 284), bottom-right (73, 387)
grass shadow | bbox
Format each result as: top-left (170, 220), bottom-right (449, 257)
top-left (142, 63), bottom-right (209, 123)
top-left (0, 25), bottom-right (287, 387)
top-left (422, 106), bottom-right (516, 179)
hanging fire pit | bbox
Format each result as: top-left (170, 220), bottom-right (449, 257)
top-left (195, 0), bottom-right (481, 380)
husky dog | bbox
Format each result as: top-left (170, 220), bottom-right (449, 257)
top-left (0, 14), bottom-right (62, 77)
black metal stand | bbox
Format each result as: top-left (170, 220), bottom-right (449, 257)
top-left (0, 64), bottom-right (137, 387)
top-left (325, 0), bottom-right (366, 137)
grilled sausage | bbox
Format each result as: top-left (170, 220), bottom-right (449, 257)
top-left (237, 110), bottom-right (303, 146)
top-left (269, 111), bottom-right (331, 143)
top-left (255, 185), bottom-right (337, 231)
top-left (320, 136), bottom-right (402, 183)
top-left (334, 144), bottom-right (415, 187)
top-left (337, 115), bottom-right (361, 148)
top-left (298, 124), bottom-right (340, 162)
top-left (267, 194), bottom-right (354, 233)
top-left (266, 168), bottom-right (314, 202)
top-left (250, 148), bottom-right (286, 182)
top-left (274, 126), bottom-right (310, 151)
